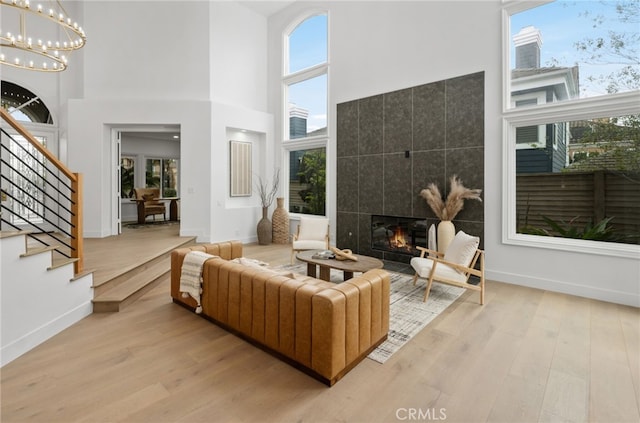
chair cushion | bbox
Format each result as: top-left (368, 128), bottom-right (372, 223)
top-left (145, 205), bottom-right (165, 214)
top-left (444, 231), bottom-right (479, 269)
top-left (293, 240), bottom-right (327, 250)
top-left (298, 217), bottom-right (328, 241)
top-left (410, 257), bottom-right (467, 283)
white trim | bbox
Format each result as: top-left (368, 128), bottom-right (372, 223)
top-left (487, 269), bottom-right (640, 308)
top-left (283, 62), bottom-right (328, 85)
top-left (502, 92), bottom-right (640, 258)
top-left (0, 300), bottom-right (93, 367)
top-left (282, 135), bottom-right (327, 151)
top-left (502, 0), bottom-right (554, 16)
top-left (505, 91), bottom-right (640, 124)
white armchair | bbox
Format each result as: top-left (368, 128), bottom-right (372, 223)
top-left (410, 230), bottom-right (485, 304)
top-left (291, 216), bottom-right (330, 264)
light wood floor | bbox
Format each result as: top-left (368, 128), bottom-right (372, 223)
top-left (2, 231), bottom-right (639, 423)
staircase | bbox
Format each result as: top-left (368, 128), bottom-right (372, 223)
top-left (91, 236), bottom-right (196, 312)
top-left (0, 230), bottom-right (93, 366)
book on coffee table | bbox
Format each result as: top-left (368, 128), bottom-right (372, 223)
top-left (312, 250), bottom-right (335, 260)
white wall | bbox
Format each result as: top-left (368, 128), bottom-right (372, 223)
top-left (1, 234), bottom-right (93, 366)
top-left (210, 102), bottom-right (274, 244)
top-left (66, 99), bottom-right (212, 239)
top-left (82, 1), bottom-right (211, 101)
top-left (64, 1), bottom-right (272, 243)
top-left (211, 1), bottom-right (269, 111)
top-left (267, 1), bottom-right (639, 306)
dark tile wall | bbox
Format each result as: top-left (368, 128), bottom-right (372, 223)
top-left (336, 71), bottom-right (485, 263)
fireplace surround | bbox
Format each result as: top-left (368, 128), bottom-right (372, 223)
top-left (335, 71), bottom-right (485, 264)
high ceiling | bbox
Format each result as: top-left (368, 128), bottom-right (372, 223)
top-left (238, 1), bottom-right (296, 17)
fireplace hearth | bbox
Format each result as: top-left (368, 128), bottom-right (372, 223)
top-left (371, 215), bottom-right (428, 256)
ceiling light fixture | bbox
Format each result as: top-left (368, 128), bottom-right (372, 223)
top-left (0, 0), bottom-right (86, 72)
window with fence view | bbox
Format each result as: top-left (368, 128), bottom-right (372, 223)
top-left (510, 1), bottom-right (639, 246)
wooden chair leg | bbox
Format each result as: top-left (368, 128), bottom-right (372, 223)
top-left (480, 276), bottom-right (485, 305)
top-left (424, 276), bottom-right (435, 302)
top-left (412, 273), bottom-right (419, 286)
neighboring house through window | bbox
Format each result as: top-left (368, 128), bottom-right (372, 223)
top-left (504, 0), bottom-right (640, 255)
top-left (282, 12), bottom-right (328, 216)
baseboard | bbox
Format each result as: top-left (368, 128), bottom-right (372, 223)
top-left (1, 301), bottom-right (93, 367)
top-left (486, 270), bottom-right (640, 308)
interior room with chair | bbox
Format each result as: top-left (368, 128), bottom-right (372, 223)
top-left (132, 187), bottom-right (166, 223)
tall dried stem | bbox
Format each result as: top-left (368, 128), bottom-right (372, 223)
top-left (255, 169), bottom-right (280, 208)
top-left (420, 175), bottom-right (482, 221)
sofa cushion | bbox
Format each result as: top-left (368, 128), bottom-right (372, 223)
top-left (230, 257), bottom-right (295, 279)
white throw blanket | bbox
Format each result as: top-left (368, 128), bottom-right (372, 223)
top-left (179, 251), bottom-right (217, 314)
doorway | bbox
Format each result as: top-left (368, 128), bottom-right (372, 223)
top-left (110, 126), bottom-right (181, 235)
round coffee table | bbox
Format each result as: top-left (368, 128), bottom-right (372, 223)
top-left (296, 250), bottom-right (384, 282)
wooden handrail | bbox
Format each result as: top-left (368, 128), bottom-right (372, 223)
top-left (0, 108), bottom-right (76, 182)
top-left (1, 107), bottom-right (83, 274)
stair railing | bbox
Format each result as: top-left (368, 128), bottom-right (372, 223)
top-left (0, 108), bottom-right (83, 274)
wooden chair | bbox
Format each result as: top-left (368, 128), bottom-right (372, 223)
top-left (291, 216), bottom-right (330, 264)
top-left (410, 230), bottom-right (485, 304)
top-left (133, 188), bottom-right (166, 224)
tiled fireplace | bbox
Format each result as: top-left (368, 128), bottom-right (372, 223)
top-left (336, 71), bottom-right (485, 263)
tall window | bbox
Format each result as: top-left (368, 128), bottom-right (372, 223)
top-left (1, 81), bottom-right (56, 228)
top-left (504, 0), bottom-right (640, 255)
top-left (120, 157), bottom-right (135, 198)
top-left (283, 13), bottom-right (328, 216)
top-left (145, 158), bottom-right (179, 198)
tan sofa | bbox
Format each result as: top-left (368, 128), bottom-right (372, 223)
top-left (170, 240), bottom-right (390, 386)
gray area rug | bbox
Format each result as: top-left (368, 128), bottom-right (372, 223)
top-left (274, 264), bottom-right (465, 364)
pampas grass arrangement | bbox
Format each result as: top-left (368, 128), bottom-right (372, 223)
top-left (420, 175), bottom-right (482, 221)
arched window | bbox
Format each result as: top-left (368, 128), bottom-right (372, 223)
top-left (1, 81), bottom-right (53, 124)
top-left (1, 81), bottom-right (56, 227)
top-left (283, 12), bottom-right (328, 216)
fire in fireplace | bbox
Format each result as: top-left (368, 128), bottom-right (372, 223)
top-left (371, 215), bottom-right (428, 255)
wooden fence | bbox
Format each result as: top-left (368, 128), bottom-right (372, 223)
top-left (516, 171), bottom-right (640, 243)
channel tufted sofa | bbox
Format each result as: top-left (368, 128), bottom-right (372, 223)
top-left (170, 240), bottom-right (390, 386)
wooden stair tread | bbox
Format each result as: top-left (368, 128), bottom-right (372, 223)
top-left (49, 257), bottom-right (79, 270)
top-left (0, 230), bottom-right (33, 239)
top-left (93, 258), bottom-right (169, 302)
top-left (21, 245), bottom-right (60, 257)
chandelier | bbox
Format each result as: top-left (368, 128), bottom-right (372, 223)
top-left (0, 0), bottom-right (86, 72)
